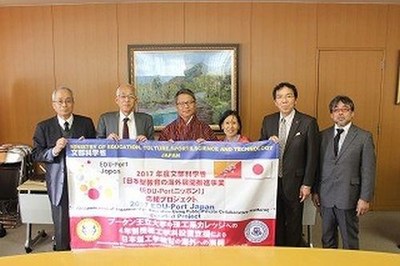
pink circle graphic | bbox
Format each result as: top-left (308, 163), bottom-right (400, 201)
top-left (88, 188), bottom-right (100, 200)
top-left (252, 164), bottom-right (264, 175)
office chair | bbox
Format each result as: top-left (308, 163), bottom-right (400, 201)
top-left (0, 162), bottom-right (21, 227)
top-left (0, 223), bottom-right (6, 237)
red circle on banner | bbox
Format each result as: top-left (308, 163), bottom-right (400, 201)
top-left (252, 164), bottom-right (264, 175)
top-left (88, 188), bottom-right (100, 200)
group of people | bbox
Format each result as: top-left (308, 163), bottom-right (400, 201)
top-left (26, 81), bottom-right (375, 251)
top-left (260, 82), bottom-right (375, 249)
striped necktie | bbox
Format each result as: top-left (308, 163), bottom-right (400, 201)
top-left (278, 118), bottom-right (287, 177)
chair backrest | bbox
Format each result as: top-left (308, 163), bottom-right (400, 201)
top-left (0, 163), bottom-right (21, 200)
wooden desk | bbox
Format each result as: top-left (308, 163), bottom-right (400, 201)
top-left (17, 180), bottom-right (53, 253)
top-left (0, 247), bottom-right (399, 266)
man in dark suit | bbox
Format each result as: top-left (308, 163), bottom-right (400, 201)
top-left (97, 84), bottom-right (154, 141)
top-left (260, 82), bottom-right (319, 246)
top-left (32, 87), bottom-right (96, 251)
top-left (312, 95), bottom-right (376, 249)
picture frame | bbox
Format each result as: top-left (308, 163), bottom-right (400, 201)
top-left (397, 52), bottom-right (400, 105)
top-left (128, 44), bottom-right (239, 131)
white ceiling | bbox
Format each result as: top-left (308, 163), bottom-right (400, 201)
top-left (0, 0), bottom-right (400, 7)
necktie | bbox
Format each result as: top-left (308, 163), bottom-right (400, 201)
top-left (334, 128), bottom-right (344, 157)
top-left (278, 118), bottom-right (287, 177)
top-left (122, 117), bottom-right (129, 139)
top-left (64, 121), bottom-right (70, 132)
top-left (63, 121), bottom-right (71, 138)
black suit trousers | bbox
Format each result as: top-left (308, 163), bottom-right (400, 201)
top-left (51, 175), bottom-right (71, 251)
top-left (275, 178), bottom-right (304, 247)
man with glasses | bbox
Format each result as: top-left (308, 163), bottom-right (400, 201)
top-left (260, 82), bottom-right (319, 247)
top-left (312, 95), bottom-right (376, 249)
top-left (159, 88), bottom-right (217, 141)
top-left (32, 86), bottom-right (96, 251)
top-left (97, 84), bottom-right (154, 141)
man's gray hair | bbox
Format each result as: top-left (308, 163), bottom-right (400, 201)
top-left (116, 84), bottom-right (135, 97)
top-left (51, 86), bottom-right (74, 101)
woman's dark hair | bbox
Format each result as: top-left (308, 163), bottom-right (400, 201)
top-left (219, 110), bottom-right (242, 134)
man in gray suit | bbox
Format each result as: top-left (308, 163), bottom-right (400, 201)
top-left (313, 95), bottom-right (376, 249)
top-left (32, 87), bottom-right (96, 251)
top-left (97, 84), bottom-right (154, 141)
top-left (260, 82), bottom-right (319, 246)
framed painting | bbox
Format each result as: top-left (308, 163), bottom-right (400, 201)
top-left (397, 52), bottom-right (400, 105)
top-left (128, 44), bottom-right (239, 131)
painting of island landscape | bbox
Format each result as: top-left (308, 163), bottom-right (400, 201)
top-left (128, 44), bottom-right (238, 130)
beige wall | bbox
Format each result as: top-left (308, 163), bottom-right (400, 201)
top-left (0, 2), bottom-right (399, 210)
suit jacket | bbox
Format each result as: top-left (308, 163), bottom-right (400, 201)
top-left (96, 111), bottom-right (154, 140)
top-left (260, 110), bottom-right (319, 201)
top-left (316, 124), bottom-right (376, 209)
top-left (32, 115), bottom-right (96, 206)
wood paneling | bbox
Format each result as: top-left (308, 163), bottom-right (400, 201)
top-left (317, 50), bottom-right (383, 135)
top-left (375, 5), bottom-right (400, 210)
top-left (184, 2), bottom-right (252, 138)
top-left (117, 3), bottom-right (184, 83)
top-left (0, 6), bottom-right (54, 144)
top-left (317, 4), bottom-right (388, 48)
top-left (53, 4), bottom-right (118, 125)
top-left (0, 2), bottom-right (399, 209)
top-left (251, 3), bottom-right (317, 140)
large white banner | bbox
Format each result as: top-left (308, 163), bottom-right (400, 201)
top-left (66, 140), bottom-right (278, 249)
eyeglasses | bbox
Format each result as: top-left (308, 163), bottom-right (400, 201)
top-left (332, 107), bottom-right (351, 113)
top-left (176, 100), bottom-right (195, 107)
top-left (275, 94), bottom-right (295, 101)
top-left (53, 99), bottom-right (74, 105)
top-left (118, 94), bottom-right (137, 101)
